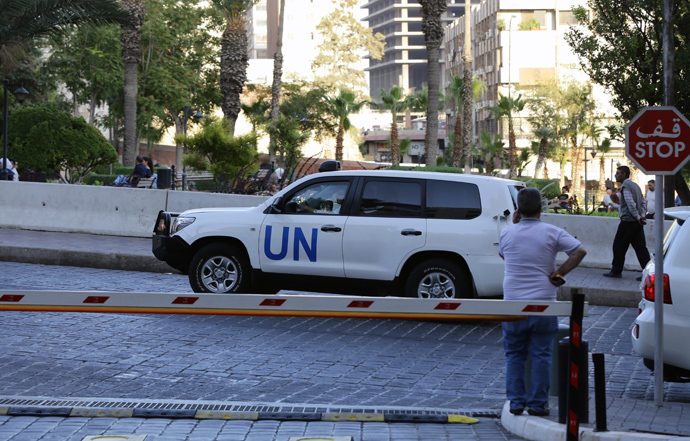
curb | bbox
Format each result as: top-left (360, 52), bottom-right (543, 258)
top-left (499, 402), bottom-right (688, 441)
top-left (0, 245), bottom-right (173, 274)
top-left (0, 405), bottom-right (481, 424)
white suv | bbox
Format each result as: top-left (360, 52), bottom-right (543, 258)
top-left (153, 170), bottom-right (524, 298)
top-left (632, 206), bottom-right (690, 381)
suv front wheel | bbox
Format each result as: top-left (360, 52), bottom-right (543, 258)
top-left (189, 243), bottom-right (250, 293)
top-left (405, 259), bottom-right (468, 299)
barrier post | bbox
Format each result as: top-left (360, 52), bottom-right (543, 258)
top-left (592, 352), bottom-right (607, 432)
top-left (566, 291), bottom-right (585, 441)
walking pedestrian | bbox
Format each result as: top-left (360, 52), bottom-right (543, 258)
top-left (603, 166), bottom-right (650, 280)
top-left (499, 187), bottom-right (586, 416)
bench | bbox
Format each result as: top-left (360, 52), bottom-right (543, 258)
top-left (136, 177), bottom-right (157, 189)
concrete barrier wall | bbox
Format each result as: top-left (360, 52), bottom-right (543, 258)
top-left (0, 182), bottom-right (268, 238)
top-left (0, 181), bottom-right (671, 269)
top-left (542, 213), bottom-right (671, 270)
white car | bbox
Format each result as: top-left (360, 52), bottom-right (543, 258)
top-left (153, 170), bottom-right (524, 298)
top-left (632, 206), bottom-right (690, 381)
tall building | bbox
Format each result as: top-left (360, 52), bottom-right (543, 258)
top-left (362, 0), bottom-right (466, 102)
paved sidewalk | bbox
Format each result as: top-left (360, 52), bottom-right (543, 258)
top-left (1, 228), bottom-right (688, 441)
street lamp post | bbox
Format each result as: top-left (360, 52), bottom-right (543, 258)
top-left (508, 15), bottom-right (518, 100)
top-left (181, 105), bottom-right (203, 191)
top-left (584, 148), bottom-right (597, 211)
top-left (2, 79), bottom-right (29, 180)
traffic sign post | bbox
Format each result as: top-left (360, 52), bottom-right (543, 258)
top-left (625, 106), bottom-right (690, 406)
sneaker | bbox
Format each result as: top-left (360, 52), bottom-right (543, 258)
top-left (527, 408), bottom-right (550, 416)
top-left (603, 271), bottom-right (622, 278)
top-left (509, 408), bottom-right (524, 415)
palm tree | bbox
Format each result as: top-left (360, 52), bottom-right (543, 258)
top-left (585, 122), bottom-right (613, 192)
top-left (479, 129), bottom-right (504, 176)
top-left (462, 0), bottom-right (472, 174)
top-left (325, 89), bottom-right (366, 162)
top-left (485, 93), bottom-right (525, 178)
top-left (532, 126), bottom-right (554, 178)
top-left (269, 0), bottom-right (285, 155)
top-left (376, 85), bottom-right (411, 166)
top-left (409, 84), bottom-right (444, 157)
top-left (447, 74), bottom-right (486, 169)
top-left (0, 0), bottom-right (127, 75)
top-left (419, 0), bottom-right (446, 167)
top-left (213, 0), bottom-right (258, 136)
top-left (119, 0), bottom-right (146, 167)
top-left (516, 148), bottom-right (532, 177)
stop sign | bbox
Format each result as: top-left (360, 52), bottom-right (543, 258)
top-left (625, 106), bottom-right (690, 175)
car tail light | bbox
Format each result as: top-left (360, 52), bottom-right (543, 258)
top-left (643, 273), bottom-right (672, 304)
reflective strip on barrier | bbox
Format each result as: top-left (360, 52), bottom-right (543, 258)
top-left (0, 290), bottom-right (587, 320)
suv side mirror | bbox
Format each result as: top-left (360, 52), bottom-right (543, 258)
top-left (267, 196), bottom-right (283, 214)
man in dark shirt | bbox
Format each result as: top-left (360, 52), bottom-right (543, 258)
top-left (133, 155), bottom-right (151, 178)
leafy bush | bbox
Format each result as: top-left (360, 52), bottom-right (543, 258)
top-left (7, 103), bottom-right (118, 183)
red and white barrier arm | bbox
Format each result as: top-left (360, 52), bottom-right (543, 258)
top-left (0, 290), bottom-right (587, 321)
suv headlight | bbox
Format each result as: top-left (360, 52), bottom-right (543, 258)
top-left (171, 216), bottom-right (195, 234)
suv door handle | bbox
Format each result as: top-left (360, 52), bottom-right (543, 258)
top-left (321, 225), bottom-right (342, 232)
top-left (401, 229), bottom-right (422, 236)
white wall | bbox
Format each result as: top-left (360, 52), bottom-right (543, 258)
top-left (0, 182), bottom-right (268, 238)
top-left (542, 213), bottom-right (670, 270)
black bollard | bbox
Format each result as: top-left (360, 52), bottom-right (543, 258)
top-left (558, 337), bottom-right (589, 424)
top-left (592, 353), bottom-right (607, 432)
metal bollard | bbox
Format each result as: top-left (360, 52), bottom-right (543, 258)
top-left (592, 353), bottom-right (607, 432)
top-left (558, 337), bottom-right (589, 424)
top-left (526, 323), bottom-right (569, 396)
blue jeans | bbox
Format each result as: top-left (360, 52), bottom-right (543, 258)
top-left (502, 316), bottom-right (558, 411)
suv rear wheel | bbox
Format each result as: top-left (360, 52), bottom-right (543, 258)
top-left (405, 259), bottom-right (469, 299)
top-left (189, 243), bottom-right (250, 293)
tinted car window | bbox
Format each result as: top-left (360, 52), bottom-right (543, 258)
top-left (283, 181), bottom-right (350, 214)
top-left (358, 180), bottom-right (422, 217)
top-left (426, 180), bottom-right (482, 220)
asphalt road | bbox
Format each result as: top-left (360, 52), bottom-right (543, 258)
top-left (1, 261), bottom-right (688, 440)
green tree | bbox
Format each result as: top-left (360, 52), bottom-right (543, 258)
top-left (312, 0), bottom-right (385, 98)
top-left (485, 93), bottom-right (525, 178)
top-left (269, 0), bottom-right (286, 157)
top-left (6, 104), bottom-right (117, 183)
top-left (178, 118), bottom-right (259, 192)
top-left (137, 0), bottom-right (222, 164)
top-left (213, 0), bottom-right (258, 135)
top-left (48, 24), bottom-right (123, 124)
top-left (561, 83), bottom-right (595, 195)
top-left (516, 148), bottom-right (532, 177)
top-left (565, 0), bottom-right (690, 204)
top-left (267, 114), bottom-right (310, 186)
top-left (324, 89), bottom-right (366, 162)
top-left (419, 0), bottom-right (446, 167)
top-left (0, 0), bottom-right (127, 75)
top-left (376, 85), bottom-right (411, 167)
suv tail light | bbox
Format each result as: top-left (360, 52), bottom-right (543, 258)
top-left (643, 273), bottom-right (672, 304)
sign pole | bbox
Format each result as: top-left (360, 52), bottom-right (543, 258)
top-left (654, 175), bottom-right (664, 406)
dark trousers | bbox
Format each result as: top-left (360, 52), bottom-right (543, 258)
top-left (611, 220), bottom-right (651, 273)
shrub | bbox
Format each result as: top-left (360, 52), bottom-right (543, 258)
top-left (7, 103), bottom-right (118, 183)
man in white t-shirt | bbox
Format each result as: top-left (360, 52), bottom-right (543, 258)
top-left (499, 187), bottom-right (587, 416)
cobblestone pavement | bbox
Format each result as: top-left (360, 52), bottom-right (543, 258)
top-left (1, 262), bottom-right (690, 439)
top-left (0, 416), bottom-right (521, 441)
